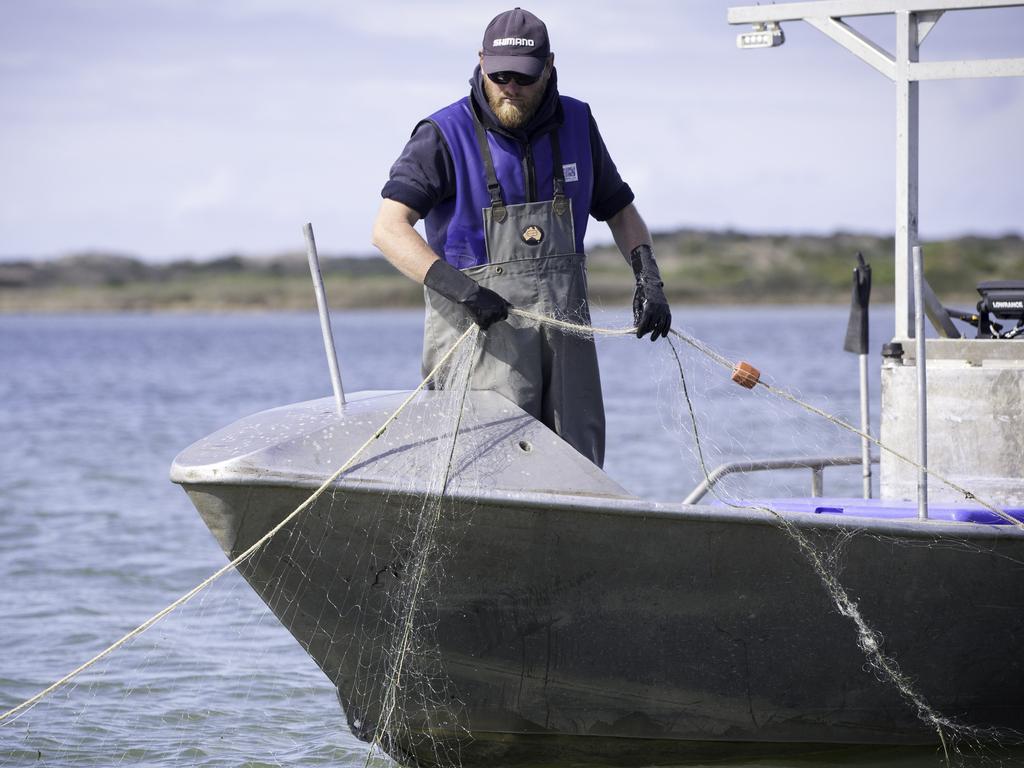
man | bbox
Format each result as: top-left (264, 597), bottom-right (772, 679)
top-left (372, 7), bottom-right (671, 468)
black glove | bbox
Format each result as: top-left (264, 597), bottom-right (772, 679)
top-left (630, 244), bottom-right (671, 341)
top-left (423, 259), bottom-right (511, 330)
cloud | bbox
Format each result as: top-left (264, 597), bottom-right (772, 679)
top-left (0, 0), bottom-right (1021, 257)
top-left (175, 168), bottom-right (236, 217)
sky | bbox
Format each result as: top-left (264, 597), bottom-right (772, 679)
top-left (0, 0), bottom-right (1022, 261)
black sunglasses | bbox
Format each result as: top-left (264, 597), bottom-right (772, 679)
top-left (487, 70), bottom-right (540, 86)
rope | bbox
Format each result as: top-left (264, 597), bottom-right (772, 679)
top-left (666, 336), bottom-right (963, 757)
top-left (661, 327), bottom-right (1023, 529)
top-left (368, 329), bottom-right (480, 762)
top-left (757, 380), bottom-right (1022, 528)
top-left (511, 307), bottom-right (1018, 527)
top-left (509, 307), bottom-right (635, 336)
top-left (4, 307), bottom-right (1019, 728)
top-left (0, 324), bottom-right (479, 726)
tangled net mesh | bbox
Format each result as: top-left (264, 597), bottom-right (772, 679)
top-left (2, 308), bottom-right (1023, 768)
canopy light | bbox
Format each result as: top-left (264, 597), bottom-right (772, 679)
top-left (737, 21), bottom-right (785, 49)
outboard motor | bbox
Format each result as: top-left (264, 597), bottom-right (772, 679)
top-left (976, 280), bottom-right (1024, 339)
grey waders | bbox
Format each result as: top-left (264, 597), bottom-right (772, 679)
top-left (422, 120), bottom-right (605, 467)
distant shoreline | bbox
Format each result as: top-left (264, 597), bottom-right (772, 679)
top-left (2, 229), bottom-right (1020, 313)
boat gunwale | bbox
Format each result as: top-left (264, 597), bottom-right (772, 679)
top-left (172, 474), bottom-right (1024, 543)
top-left (169, 389), bottom-right (1024, 542)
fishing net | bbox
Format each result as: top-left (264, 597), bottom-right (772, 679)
top-left (2, 307), bottom-right (1023, 768)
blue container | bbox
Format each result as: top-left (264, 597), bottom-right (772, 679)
top-left (720, 497), bottom-right (1024, 525)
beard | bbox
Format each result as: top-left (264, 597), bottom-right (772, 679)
top-left (486, 81), bottom-right (547, 130)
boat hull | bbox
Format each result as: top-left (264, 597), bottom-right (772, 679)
top-left (171, 392), bottom-right (1024, 766)
top-left (180, 480), bottom-right (1024, 765)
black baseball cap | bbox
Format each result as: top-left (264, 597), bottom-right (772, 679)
top-left (481, 8), bottom-right (550, 78)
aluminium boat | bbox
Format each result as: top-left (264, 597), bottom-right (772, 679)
top-left (171, 0), bottom-right (1024, 763)
top-left (170, 387), bottom-right (1024, 766)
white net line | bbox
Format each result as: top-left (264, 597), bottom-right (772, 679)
top-left (0, 325), bottom-right (479, 728)
top-left (3, 309), bottom-right (1022, 768)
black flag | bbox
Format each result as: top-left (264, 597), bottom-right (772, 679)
top-left (843, 252), bottom-right (872, 354)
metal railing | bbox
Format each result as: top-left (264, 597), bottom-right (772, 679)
top-left (683, 455), bottom-right (880, 505)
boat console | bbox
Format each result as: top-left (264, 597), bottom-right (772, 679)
top-left (976, 280), bottom-right (1024, 339)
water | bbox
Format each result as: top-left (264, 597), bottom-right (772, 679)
top-left (0, 307), bottom-right (913, 766)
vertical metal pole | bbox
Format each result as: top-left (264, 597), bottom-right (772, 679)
top-left (811, 467), bottom-right (823, 498)
top-left (912, 245), bottom-right (928, 520)
top-left (843, 252), bottom-right (872, 499)
top-left (894, 11), bottom-right (920, 342)
top-left (303, 222), bottom-right (346, 413)
top-left (859, 353), bottom-right (872, 498)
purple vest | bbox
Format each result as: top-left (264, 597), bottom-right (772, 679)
top-left (424, 96), bottom-right (594, 269)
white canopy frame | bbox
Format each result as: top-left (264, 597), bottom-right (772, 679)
top-left (727, 0), bottom-right (1024, 339)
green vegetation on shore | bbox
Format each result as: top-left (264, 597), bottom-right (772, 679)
top-left (2, 229), bottom-right (1021, 312)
